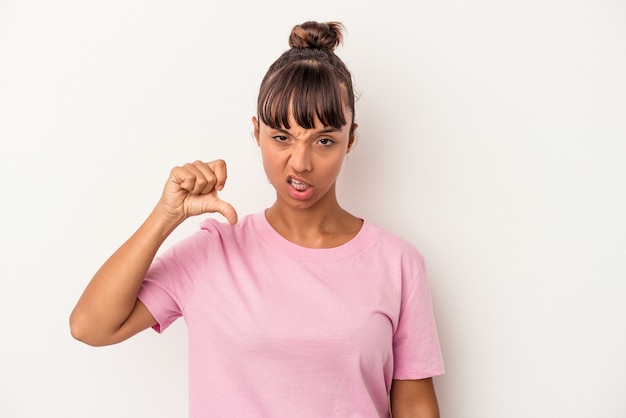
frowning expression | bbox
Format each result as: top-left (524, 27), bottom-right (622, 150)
top-left (253, 110), bottom-right (357, 211)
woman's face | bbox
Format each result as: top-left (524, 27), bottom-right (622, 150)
top-left (253, 109), bottom-right (357, 211)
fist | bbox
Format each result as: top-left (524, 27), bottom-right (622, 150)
top-left (158, 160), bottom-right (238, 224)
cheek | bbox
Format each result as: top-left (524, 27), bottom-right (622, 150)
top-left (260, 146), bottom-right (280, 177)
top-left (260, 154), bottom-right (272, 176)
top-left (319, 153), bottom-right (347, 179)
top-left (329, 151), bottom-right (348, 170)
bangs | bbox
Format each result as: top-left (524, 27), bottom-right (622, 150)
top-left (258, 62), bottom-right (349, 130)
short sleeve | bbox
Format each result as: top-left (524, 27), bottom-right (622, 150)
top-left (392, 259), bottom-right (445, 380)
top-left (138, 256), bottom-right (183, 333)
top-left (138, 229), bottom-right (210, 333)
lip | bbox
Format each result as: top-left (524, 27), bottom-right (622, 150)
top-left (286, 175), bottom-right (314, 200)
top-left (287, 175), bottom-right (312, 187)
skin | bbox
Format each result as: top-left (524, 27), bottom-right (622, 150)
top-left (70, 108), bottom-right (440, 416)
top-left (390, 378), bottom-right (441, 418)
top-left (69, 159), bottom-right (236, 346)
top-left (252, 110), bottom-right (362, 247)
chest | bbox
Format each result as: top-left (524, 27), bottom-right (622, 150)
top-left (183, 255), bottom-right (401, 362)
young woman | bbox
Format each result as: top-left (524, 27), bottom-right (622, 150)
top-left (70, 21), bottom-right (444, 417)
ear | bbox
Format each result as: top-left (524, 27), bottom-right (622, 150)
top-left (252, 116), bottom-right (260, 146)
top-left (347, 123), bottom-right (358, 153)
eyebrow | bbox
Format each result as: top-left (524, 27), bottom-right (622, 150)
top-left (272, 126), bottom-right (341, 135)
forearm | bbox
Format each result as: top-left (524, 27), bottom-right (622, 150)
top-left (69, 207), bottom-right (181, 345)
top-left (390, 378), bottom-right (440, 418)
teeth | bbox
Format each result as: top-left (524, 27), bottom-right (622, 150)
top-left (289, 179), bottom-right (309, 191)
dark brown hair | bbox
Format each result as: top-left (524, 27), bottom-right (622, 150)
top-left (257, 21), bottom-right (355, 130)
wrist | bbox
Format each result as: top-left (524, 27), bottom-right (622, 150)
top-left (144, 206), bottom-right (186, 240)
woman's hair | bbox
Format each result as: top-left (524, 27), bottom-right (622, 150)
top-left (257, 21), bottom-right (356, 130)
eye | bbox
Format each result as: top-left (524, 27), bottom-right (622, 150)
top-left (318, 138), bottom-right (335, 146)
top-left (272, 135), bottom-right (288, 142)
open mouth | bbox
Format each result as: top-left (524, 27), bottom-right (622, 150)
top-left (288, 177), bottom-right (311, 191)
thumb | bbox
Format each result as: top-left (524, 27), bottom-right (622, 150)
top-left (213, 198), bottom-right (238, 225)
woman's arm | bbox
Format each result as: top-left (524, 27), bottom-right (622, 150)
top-left (390, 378), bottom-right (440, 418)
top-left (69, 210), bottom-right (179, 346)
top-left (69, 160), bottom-right (237, 347)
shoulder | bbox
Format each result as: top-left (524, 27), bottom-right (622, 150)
top-left (365, 221), bottom-right (425, 264)
top-left (199, 213), bottom-right (257, 237)
top-left (156, 214), bottom-right (256, 262)
top-left (362, 221), bottom-right (428, 291)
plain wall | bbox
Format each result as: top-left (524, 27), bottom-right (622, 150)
top-left (1, 1), bottom-right (625, 416)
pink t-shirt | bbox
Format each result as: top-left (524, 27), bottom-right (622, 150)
top-left (138, 212), bottom-right (444, 417)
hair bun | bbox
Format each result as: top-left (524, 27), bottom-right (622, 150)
top-left (288, 21), bottom-right (344, 51)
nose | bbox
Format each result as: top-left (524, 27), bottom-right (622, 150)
top-left (289, 143), bottom-right (312, 172)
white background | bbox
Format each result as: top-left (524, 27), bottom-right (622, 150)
top-left (1, 1), bottom-right (625, 417)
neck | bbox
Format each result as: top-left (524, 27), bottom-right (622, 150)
top-left (265, 196), bottom-right (362, 249)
